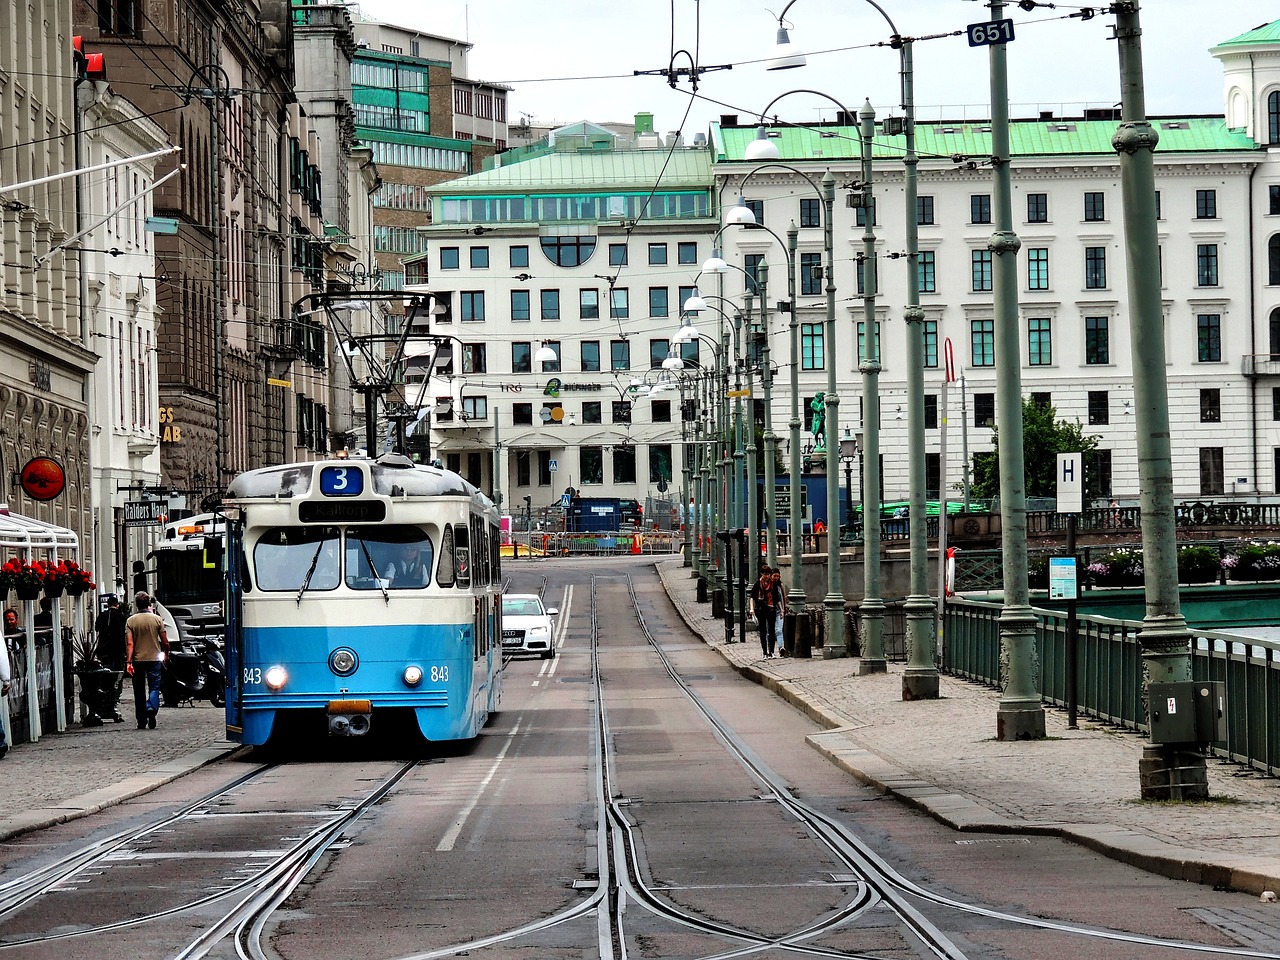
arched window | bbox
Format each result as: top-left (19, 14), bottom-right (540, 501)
top-left (1270, 90), bottom-right (1280, 145)
top-left (540, 236), bottom-right (596, 267)
top-left (1270, 307), bottom-right (1280, 360)
top-left (1271, 235), bottom-right (1280, 286)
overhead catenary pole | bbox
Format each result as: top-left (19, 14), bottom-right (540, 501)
top-left (1112, 2), bottom-right (1206, 799)
top-left (988, 0), bottom-right (1045, 740)
top-left (853, 110), bottom-right (886, 675)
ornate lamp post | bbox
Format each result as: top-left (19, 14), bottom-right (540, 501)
top-left (764, 0), bottom-right (935, 693)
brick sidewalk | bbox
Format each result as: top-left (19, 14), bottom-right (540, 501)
top-left (0, 701), bottom-right (236, 841)
top-left (655, 559), bottom-right (1280, 895)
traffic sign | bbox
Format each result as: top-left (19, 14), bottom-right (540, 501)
top-left (1057, 452), bottom-right (1083, 513)
top-left (548, 459), bottom-right (558, 472)
top-left (774, 486), bottom-right (808, 514)
top-left (726, 388), bottom-right (751, 398)
top-left (123, 500), bottom-right (166, 526)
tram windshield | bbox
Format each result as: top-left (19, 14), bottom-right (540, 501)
top-left (248, 525), bottom-right (435, 593)
top-left (253, 526), bottom-right (341, 592)
top-left (346, 525), bottom-right (434, 590)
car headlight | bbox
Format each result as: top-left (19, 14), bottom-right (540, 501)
top-left (403, 665), bottom-right (423, 686)
top-left (529, 624), bottom-right (551, 636)
top-left (264, 666), bottom-right (288, 691)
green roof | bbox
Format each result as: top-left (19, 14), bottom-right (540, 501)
top-left (1213, 19), bottom-right (1280, 47)
top-left (429, 148), bottom-right (712, 195)
top-left (711, 116), bottom-right (1259, 163)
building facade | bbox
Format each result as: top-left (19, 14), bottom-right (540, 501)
top-left (411, 124), bottom-right (717, 510)
top-left (0, 0), bottom-right (96, 557)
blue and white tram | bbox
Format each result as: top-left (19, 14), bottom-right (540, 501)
top-left (223, 454), bottom-right (503, 747)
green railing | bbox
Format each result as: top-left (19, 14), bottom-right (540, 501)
top-left (943, 597), bottom-right (1280, 776)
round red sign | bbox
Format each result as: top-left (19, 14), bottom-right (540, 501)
top-left (21, 457), bottom-right (66, 502)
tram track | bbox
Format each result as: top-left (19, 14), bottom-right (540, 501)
top-left (621, 571), bottom-right (1280, 960)
top-left (0, 761), bottom-right (421, 957)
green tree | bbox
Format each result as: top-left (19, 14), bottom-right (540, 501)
top-left (971, 396), bottom-right (1100, 502)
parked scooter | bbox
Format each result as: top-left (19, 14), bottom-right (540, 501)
top-left (161, 637), bottom-right (226, 708)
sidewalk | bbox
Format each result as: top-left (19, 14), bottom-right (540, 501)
top-left (0, 702), bottom-right (237, 842)
top-left (655, 560), bottom-right (1280, 897)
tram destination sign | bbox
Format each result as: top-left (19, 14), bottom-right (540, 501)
top-left (123, 500), bottom-right (166, 526)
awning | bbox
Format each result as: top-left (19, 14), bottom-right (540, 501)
top-left (0, 505), bottom-right (82, 742)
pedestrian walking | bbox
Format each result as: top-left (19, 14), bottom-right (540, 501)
top-left (750, 566), bottom-right (785, 658)
top-left (94, 595), bottom-right (128, 723)
top-left (125, 591), bottom-right (169, 730)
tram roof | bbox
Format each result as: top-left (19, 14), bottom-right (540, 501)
top-left (225, 455), bottom-right (492, 506)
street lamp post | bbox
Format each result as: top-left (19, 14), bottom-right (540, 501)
top-left (840, 429), bottom-right (857, 541)
top-left (765, 0), bottom-right (937, 695)
top-left (722, 171), bottom-right (810, 654)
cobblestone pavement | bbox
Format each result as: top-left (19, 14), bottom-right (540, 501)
top-left (0, 701), bottom-right (236, 841)
top-left (655, 560), bottom-right (1280, 896)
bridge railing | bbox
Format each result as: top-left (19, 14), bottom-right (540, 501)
top-left (944, 597), bottom-right (1280, 776)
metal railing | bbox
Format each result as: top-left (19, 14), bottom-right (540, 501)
top-left (943, 597), bottom-right (1280, 776)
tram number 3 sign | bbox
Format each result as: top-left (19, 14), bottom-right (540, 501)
top-left (967, 18), bottom-right (1015, 46)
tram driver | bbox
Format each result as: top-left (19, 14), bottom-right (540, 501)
top-left (386, 540), bottom-right (429, 588)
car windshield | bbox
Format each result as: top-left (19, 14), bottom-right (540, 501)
top-left (503, 598), bottom-right (544, 617)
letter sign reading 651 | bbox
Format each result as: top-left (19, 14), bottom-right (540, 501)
top-left (967, 18), bottom-right (1015, 46)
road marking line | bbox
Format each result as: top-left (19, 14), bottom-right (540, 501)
top-left (436, 722), bottom-right (519, 852)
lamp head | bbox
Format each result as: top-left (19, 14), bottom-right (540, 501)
top-left (724, 195), bottom-right (757, 226)
top-left (673, 315), bottom-right (698, 344)
top-left (744, 124), bottom-right (781, 161)
top-left (662, 353), bottom-right (685, 371)
top-left (682, 287), bottom-right (709, 312)
top-left (766, 24), bottom-right (807, 71)
top-left (701, 247), bottom-right (729, 274)
top-left (534, 342), bottom-right (558, 363)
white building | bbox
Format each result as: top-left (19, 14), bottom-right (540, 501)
top-left (80, 84), bottom-right (170, 593)
top-left (410, 123), bottom-right (716, 511)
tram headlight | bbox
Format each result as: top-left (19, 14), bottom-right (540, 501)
top-left (264, 666), bottom-right (288, 691)
top-left (403, 665), bottom-right (423, 686)
top-left (329, 647), bottom-right (358, 676)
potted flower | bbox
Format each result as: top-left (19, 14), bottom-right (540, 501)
top-left (8, 558), bottom-right (48, 601)
top-left (62, 560), bottom-right (95, 597)
top-left (44, 560), bottom-right (68, 598)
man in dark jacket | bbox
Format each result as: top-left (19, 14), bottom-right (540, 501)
top-left (94, 595), bottom-right (128, 723)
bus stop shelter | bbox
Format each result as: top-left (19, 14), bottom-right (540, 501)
top-left (0, 506), bottom-right (82, 746)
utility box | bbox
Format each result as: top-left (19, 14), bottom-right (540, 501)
top-left (1148, 681), bottom-right (1226, 745)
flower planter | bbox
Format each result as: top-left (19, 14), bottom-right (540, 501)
top-left (64, 583), bottom-right (86, 598)
top-left (44, 583), bottom-right (64, 599)
top-left (15, 584), bottom-right (41, 601)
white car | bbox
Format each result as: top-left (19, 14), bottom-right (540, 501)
top-left (501, 594), bottom-right (559, 658)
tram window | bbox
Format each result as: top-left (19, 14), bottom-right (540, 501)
top-left (253, 526), bottom-right (340, 592)
top-left (437, 525), bottom-right (456, 587)
top-left (346, 525), bottom-right (433, 590)
top-left (454, 523), bottom-right (471, 589)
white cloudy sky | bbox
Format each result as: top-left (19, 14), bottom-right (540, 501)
top-left (351, 0), bottom-right (1277, 134)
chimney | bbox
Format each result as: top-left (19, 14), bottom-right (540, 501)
top-left (719, 114), bottom-right (739, 127)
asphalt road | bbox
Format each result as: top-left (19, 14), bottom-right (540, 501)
top-left (0, 556), bottom-right (1271, 960)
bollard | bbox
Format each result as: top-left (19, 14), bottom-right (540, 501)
top-left (696, 575), bottom-right (708, 603)
top-left (793, 611), bottom-right (812, 658)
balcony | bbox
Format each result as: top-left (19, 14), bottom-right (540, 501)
top-left (1241, 354), bottom-right (1280, 377)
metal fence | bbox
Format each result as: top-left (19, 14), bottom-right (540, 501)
top-left (943, 597), bottom-right (1280, 776)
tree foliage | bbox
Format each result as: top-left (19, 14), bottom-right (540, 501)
top-left (970, 396), bottom-right (1100, 502)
